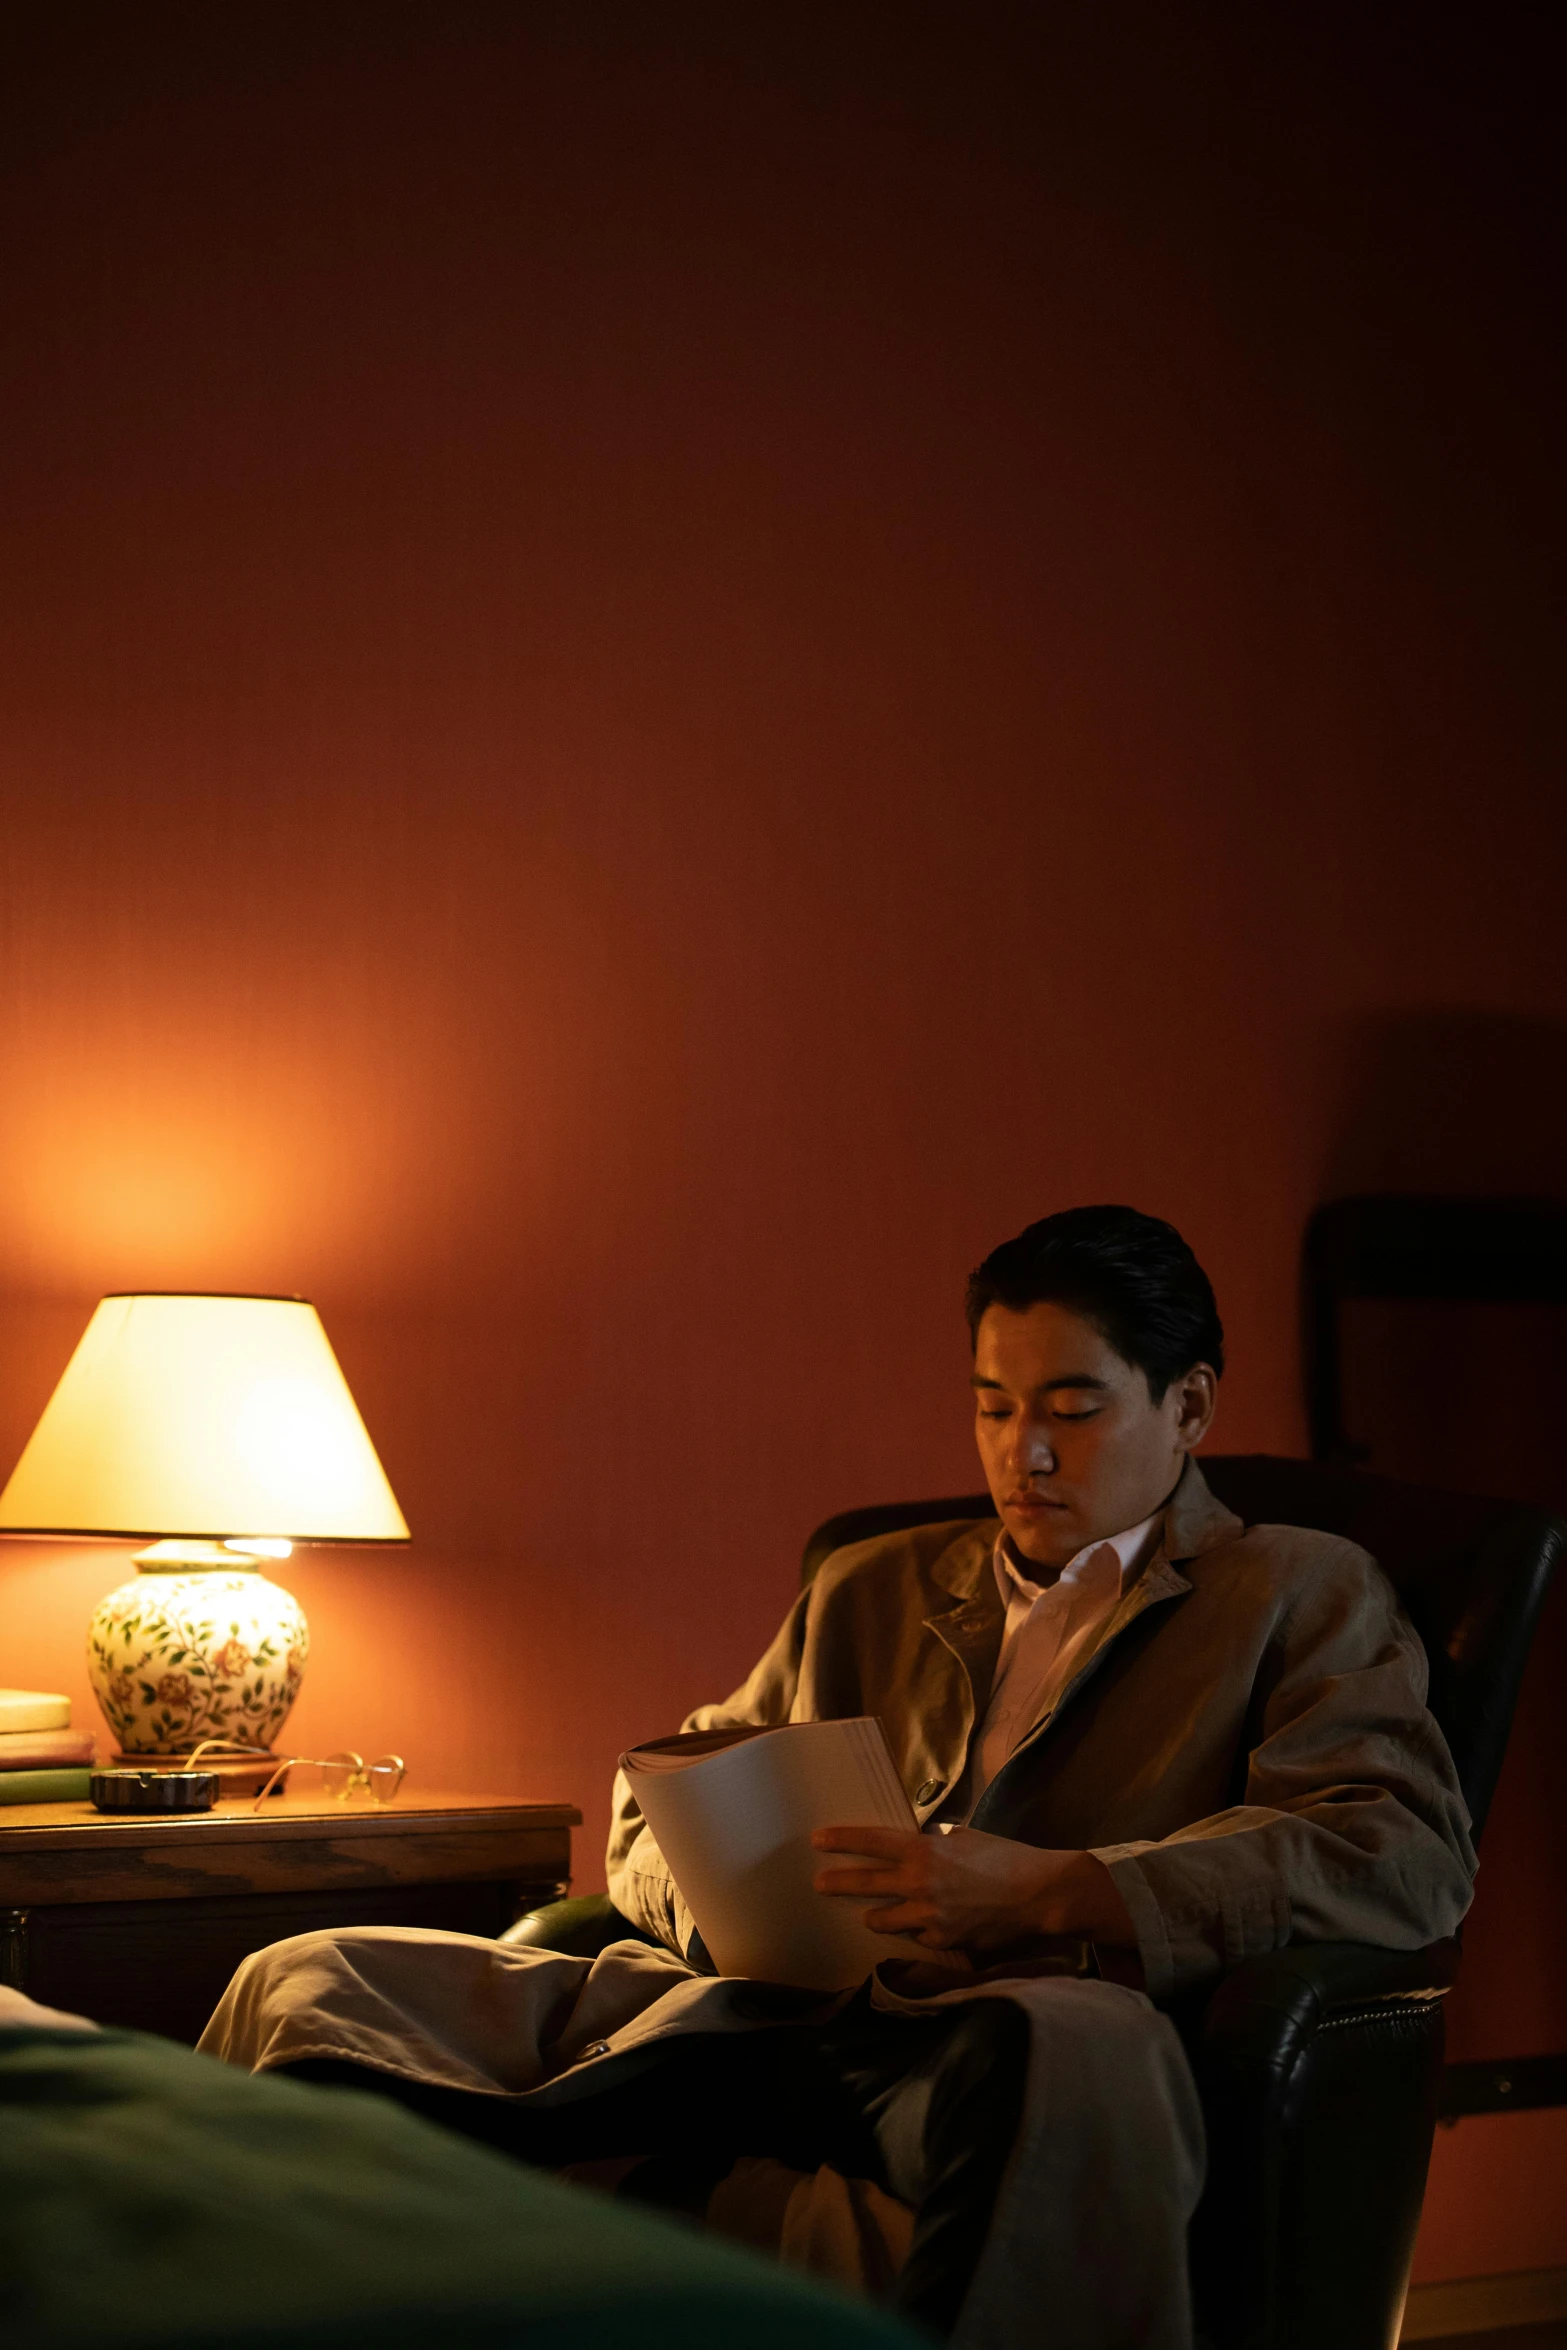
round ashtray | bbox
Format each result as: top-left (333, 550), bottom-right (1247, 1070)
top-left (89, 1769), bottom-right (218, 1814)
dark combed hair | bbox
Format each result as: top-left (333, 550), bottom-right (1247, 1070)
top-left (965, 1205), bottom-right (1224, 1398)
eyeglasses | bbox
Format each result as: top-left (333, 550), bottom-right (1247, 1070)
top-left (249, 1750), bottom-right (406, 1811)
top-left (176, 1739), bottom-right (407, 1810)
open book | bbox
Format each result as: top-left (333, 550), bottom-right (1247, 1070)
top-left (620, 1716), bottom-right (967, 1992)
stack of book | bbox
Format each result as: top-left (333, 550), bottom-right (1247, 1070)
top-left (0, 1690), bottom-right (94, 1803)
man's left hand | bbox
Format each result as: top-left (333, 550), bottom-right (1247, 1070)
top-left (811, 1824), bottom-right (1138, 1953)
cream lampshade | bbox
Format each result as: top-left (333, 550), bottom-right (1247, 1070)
top-left (0, 1294), bottom-right (408, 1768)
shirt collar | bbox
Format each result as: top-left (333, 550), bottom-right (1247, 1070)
top-left (994, 1507), bottom-right (1163, 1605)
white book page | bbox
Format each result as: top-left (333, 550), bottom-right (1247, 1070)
top-left (622, 1716), bottom-right (962, 1991)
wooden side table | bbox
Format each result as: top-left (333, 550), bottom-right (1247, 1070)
top-left (0, 1790), bottom-right (579, 2045)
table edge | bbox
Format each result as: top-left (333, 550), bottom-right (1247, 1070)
top-left (0, 1795), bottom-right (582, 1852)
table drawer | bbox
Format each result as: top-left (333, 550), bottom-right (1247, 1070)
top-left (5, 1873), bottom-right (569, 2045)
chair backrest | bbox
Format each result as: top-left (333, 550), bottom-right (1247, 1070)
top-left (801, 1452), bottom-right (1564, 1841)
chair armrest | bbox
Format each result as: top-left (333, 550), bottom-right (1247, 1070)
top-left (499, 1893), bottom-right (659, 1959)
top-left (1188, 1942), bottom-right (1457, 2350)
top-left (1195, 1937), bottom-right (1459, 2086)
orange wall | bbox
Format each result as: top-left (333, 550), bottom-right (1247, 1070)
top-left (0, 3), bottom-right (1562, 2281)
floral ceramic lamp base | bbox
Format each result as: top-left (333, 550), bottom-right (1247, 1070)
top-left (87, 1550), bottom-right (309, 1770)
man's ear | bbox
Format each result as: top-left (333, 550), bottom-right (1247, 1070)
top-left (1172, 1363), bottom-right (1218, 1451)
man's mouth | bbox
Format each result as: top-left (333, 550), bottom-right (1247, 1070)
top-left (1006, 1492), bottom-right (1068, 1513)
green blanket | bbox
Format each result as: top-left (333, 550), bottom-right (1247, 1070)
top-left (0, 2028), bottom-right (923, 2350)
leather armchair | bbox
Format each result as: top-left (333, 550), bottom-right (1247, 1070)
top-left (506, 1454), bottom-right (1563, 2350)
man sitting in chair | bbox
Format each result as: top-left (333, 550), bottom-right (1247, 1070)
top-left (203, 1206), bottom-right (1475, 2350)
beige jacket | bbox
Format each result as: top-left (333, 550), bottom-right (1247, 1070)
top-left (608, 1459), bottom-right (1476, 1999)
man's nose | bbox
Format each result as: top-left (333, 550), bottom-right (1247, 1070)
top-left (1009, 1417), bottom-right (1057, 1478)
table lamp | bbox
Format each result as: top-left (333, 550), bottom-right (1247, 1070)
top-left (0, 1294), bottom-right (409, 1780)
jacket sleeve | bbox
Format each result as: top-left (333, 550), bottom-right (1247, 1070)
top-left (605, 1588), bottom-right (810, 1953)
top-left (1092, 1550), bottom-right (1478, 2001)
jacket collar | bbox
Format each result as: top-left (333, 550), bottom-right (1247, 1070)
top-left (926, 1457), bottom-right (1242, 1801)
top-left (925, 1453), bottom-right (1238, 1602)
top-left (1015, 1456), bottom-right (1241, 1666)
top-left (930, 1518), bottom-right (1001, 1603)
top-left (922, 1521), bottom-right (1006, 1708)
top-left (1160, 1454), bottom-right (1243, 1564)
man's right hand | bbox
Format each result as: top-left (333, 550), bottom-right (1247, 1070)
top-left (811, 1823), bottom-right (1139, 1953)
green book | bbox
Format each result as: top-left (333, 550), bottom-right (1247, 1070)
top-left (0, 1767), bottom-right (92, 1805)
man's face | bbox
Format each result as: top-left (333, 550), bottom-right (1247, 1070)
top-left (971, 1300), bottom-right (1216, 1570)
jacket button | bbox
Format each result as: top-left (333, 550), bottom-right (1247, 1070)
top-left (916, 1780), bottom-right (944, 1806)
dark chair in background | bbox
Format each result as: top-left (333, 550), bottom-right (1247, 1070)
top-left (509, 1455), bottom-right (1563, 2350)
top-left (1305, 1191), bottom-right (1567, 2127)
top-left (1303, 1193), bottom-right (1567, 1468)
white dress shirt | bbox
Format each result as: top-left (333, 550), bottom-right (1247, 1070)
top-left (968, 1509), bottom-right (1164, 1806)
